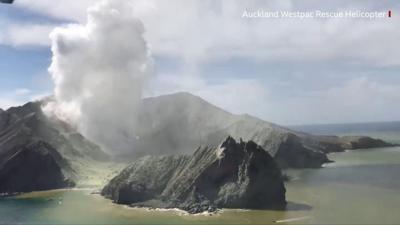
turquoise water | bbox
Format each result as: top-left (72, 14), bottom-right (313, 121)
top-left (1, 133), bottom-right (400, 224)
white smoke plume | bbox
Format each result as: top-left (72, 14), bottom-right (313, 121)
top-left (45, 0), bottom-right (153, 153)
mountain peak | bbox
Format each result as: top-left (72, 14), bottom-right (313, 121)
top-left (144, 92), bottom-right (212, 106)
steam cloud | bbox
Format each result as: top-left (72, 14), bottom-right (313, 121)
top-left (46, 0), bottom-right (153, 153)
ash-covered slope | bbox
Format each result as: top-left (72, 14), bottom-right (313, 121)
top-left (102, 137), bottom-right (286, 214)
top-left (130, 92), bottom-right (394, 168)
top-left (0, 101), bottom-right (109, 193)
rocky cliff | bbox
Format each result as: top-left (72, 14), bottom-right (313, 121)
top-left (102, 137), bottom-right (286, 214)
top-left (0, 101), bottom-right (109, 194)
top-left (0, 141), bottom-right (74, 193)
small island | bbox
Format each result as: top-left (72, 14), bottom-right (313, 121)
top-left (102, 137), bottom-right (286, 214)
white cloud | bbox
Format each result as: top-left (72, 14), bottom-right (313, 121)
top-left (14, 88), bottom-right (31, 96)
top-left (260, 77), bottom-right (400, 125)
top-left (4, 0), bottom-right (399, 66)
top-left (316, 77), bottom-right (400, 121)
top-left (0, 22), bottom-right (55, 47)
top-left (119, 0), bottom-right (400, 67)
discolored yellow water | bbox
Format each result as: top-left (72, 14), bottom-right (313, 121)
top-left (2, 146), bottom-right (400, 224)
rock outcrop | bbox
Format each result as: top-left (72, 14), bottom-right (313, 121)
top-left (0, 141), bottom-right (74, 193)
top-left (102, 137), bottom-right (286, 214)
top-left (0, 101), bottom-right (109, 193)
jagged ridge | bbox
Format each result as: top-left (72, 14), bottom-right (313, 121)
top-left (102, 137), bottom-right (286, 214)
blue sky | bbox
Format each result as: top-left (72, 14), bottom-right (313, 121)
top-left (1, 0), bottom-right (400, 125)
top-left (0, 46), bottom-right (51, 90)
